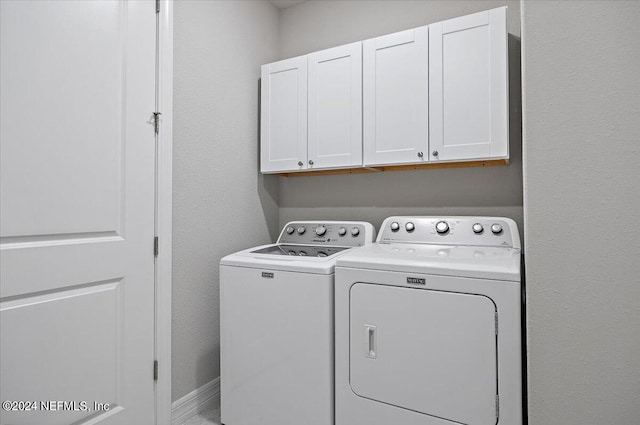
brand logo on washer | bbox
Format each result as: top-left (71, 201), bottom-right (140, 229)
top-left (262, 272), bottom-right (274, 278)
top-left (407, 277), bottom-right (425, 285)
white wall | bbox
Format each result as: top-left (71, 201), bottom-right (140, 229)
top-left (277, 0), bottom-right (524, 233)
top-left (172, 0), bottom-right (279, 401)
top-left (522, 1), bottom-right (640, 423)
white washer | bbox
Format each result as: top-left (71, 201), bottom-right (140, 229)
top-left (335, 216), bottom-right (523, 425)
top-left (220, 221), bottom-right (376, 425)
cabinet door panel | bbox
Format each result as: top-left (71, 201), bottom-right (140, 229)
top-left (363, 27), bottom-right (429, 166)
top-left (430, 7), bottom-right (508, 162)
top-left (261, 56), bottom-right (307, 173)
top-left (308, 42), bottom-right (362, 170)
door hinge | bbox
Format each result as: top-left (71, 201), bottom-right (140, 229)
top-left (495, 311), bottom-right (499, 335)
top-left (153, 112), bottom-right (162, 135)
top-left (155, 0), bottom-right (160, 14)
top-left (154, 236), bottom-right (159, 257)
top-left (153, 360), bottom-right (159, 381)
top-left (496, 394), bottom-right (500, 418)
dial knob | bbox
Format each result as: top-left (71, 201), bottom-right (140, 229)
top-left (390, 222), bottom-right (400, 232)
top-left (351, 227), bottom-right (360, 236)
top-left (491, 223), bottom-right (503, 234)
top-left (338, 227), bottom-right (347, 236)
top-left (405, 222), bottom-right (415, 232)
top-left (472, 223), bottom-right (484, 234)
top-left (286, 226), bottom-right (295, 234)
top-left (315, 225), bottom-right (326, 236)
top-left (297, 226), bottom-right (306, 235)
top-left (298, 251), bottom-right (307, 256)
top-left (435, 221), bottom-right (449, 234)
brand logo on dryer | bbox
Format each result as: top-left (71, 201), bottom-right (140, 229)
top-left (406, 277), bottom-right (425, 285)
top-left (261, 272), bottom-right (274, 278)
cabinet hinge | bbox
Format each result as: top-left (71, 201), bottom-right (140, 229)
top-left (155, 0), bottom-right (160, 14)
top-left (496, 394), bottom-right (500, 418)
top-left (154, 236), bottom-right (159, 257)
top-left (153, 112), bottom-right (162, 135)
top-left (495, 312), bottom-right (499, 335)
top-left (153, 360), bottom-right (159, 381)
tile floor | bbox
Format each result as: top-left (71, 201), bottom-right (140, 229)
top-left (181, 405), bottom-right (221, 425)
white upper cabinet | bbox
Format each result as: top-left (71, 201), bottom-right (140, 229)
top-left (259, 7), bottom-right (509, 174)
top-left (429, 7), bottom-right (508, 162)
top-left (308, 42), bottom-right (362, 170)
top-left (260, 56), bottom-right (307, 173)
top-left (363, 26), bottom-right (429, 166)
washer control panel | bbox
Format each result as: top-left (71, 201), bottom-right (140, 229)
top-left (278, 221), bottom-right (376, 247)
top-left (378, 216), bottom-right (520, 249)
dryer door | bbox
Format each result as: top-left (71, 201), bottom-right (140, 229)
top-left (350, 282), bottom-right (497, 425)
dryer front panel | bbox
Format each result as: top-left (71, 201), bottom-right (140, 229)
top-left (349, 283), bottom-right (497, 425)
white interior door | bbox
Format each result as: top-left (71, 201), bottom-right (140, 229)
top-left (429, 7), bottom-right (508, 161)
top-left (1, 1), bottom-right (156, 424)
top-left (363, 26), bottom-right (429, 166)
top-left (260, 56), bottom-right (308, 173)
top-left (308, 42), bottom-right (362, 170)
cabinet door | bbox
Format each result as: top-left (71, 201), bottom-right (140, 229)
top-left (429, 7), bottom-right (508, 162)
top-left (363, 26), bottom-right (429, 166)
top-left (260, 56), bottom-right (307, 173)
top-left (308, 42), bottom-right (362, 170)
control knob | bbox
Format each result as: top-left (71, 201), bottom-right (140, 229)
top-left (315, 225), bottom-right (326, 236)
top-left (491, 223), bottom-right (503, 235)
top-left (405, 222), bottom-right (415, 232)
top-left (351, 227), bottom-right (360, 236)
top-left (286, 226), bottom-right (295, 234)
top-left (390, 222), bottom-right (400, 232)
top-left (297, 226), bottom-right (306, 235)
top-left (338, 227), bottom-right (347, 236)
top-left (472, 223), bottom-right (484, 234)
top-left (435, 221), bottom-right (449, 234)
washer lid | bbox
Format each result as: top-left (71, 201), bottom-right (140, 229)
top-left (250, 244), bottom-right (349, 257)
top-left (336, 243), bottom-right (521, 281)
top-left (220, 243), bottom-right (351, 274)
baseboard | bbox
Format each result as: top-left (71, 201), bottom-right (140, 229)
top-left (171, 377), bottom-right (220, 425)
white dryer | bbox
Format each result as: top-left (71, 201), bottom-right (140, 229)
top-left (335, 216), bottom-right (522, 425)
top-left (220, 221), bottom-right (376, 425)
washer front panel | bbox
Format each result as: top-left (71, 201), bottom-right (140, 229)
top-left (220, 265), bottom-right (334, 425)
top-left (349, 283), bottom-right (497, 425)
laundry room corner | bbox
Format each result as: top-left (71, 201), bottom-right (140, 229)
top-left (171, 0), bottom-right (280, 407)
top-left (3, 1), bottom-right (640, 425)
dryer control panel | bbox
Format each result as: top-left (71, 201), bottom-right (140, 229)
top-left (378, 216), bottom-right (520, 249)
top-left (278, 221), bottom-right (376, 247)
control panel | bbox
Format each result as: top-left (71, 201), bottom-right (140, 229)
top-left (277, 221), bottom-right (375, 247)
top-left (378, 216), bottom-right (520, 249)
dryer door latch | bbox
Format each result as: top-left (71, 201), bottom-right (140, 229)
top-left (364, 325), bottom-right (377, 359)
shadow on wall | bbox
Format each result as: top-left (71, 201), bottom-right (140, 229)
top-left (508, 32), bottom-right (522, 184)
top-left (256, 78), bottom-right (280, 241)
